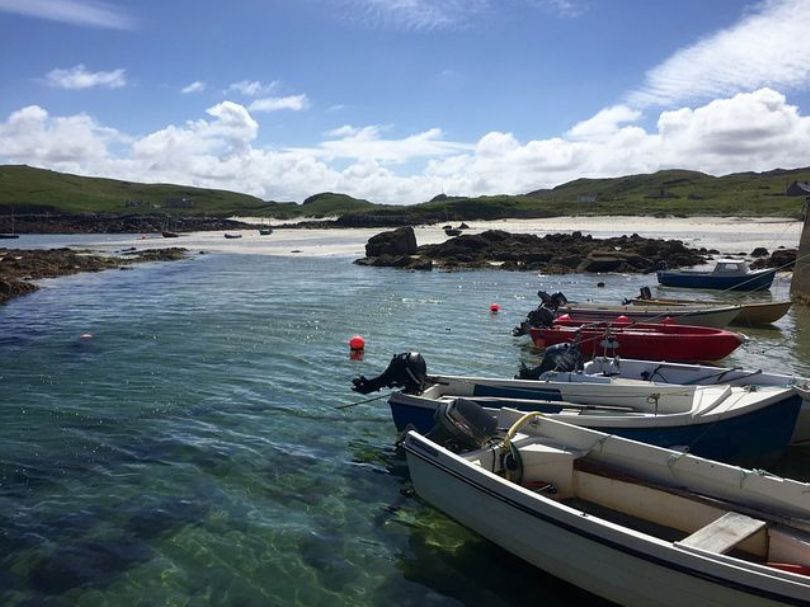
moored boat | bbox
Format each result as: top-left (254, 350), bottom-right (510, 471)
top-left (555, 302), bottom-right (741, 328)
top-left (657, 258), bottom-right (776, 291)
top-left (352, 352), bottom-right (801, 465)
top-left (223, 232), bottom-right (243, 239)
top-left (529, 318), bottom-right (745, 362)
top-left (582, 356), bottom-right (810, 445)
top-left (403, 406), bottom-right (810, 607)
top-left (626, 293), bottom-right (792, 326)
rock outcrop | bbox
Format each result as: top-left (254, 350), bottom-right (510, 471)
top-left (357, 229), bottom-right (707, 273)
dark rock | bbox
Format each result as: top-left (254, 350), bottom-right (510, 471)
top-left (365, 227), bottom-right (417, 257)
top-left (750, 248), bottom-right (797, 270)
top-left (751, 247), bottom-right (769, 257)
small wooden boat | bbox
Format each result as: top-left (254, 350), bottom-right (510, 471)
top-left (556, 302), bottom-right (741, 328)
top-left (626, 290), bottom-right (792, 326)
top-left (403, 406), bottom-right (810, 607)
top-left (657, 258), bottom-right (776, 291)
top-left (161, 231), bottom-right (179, 238)
top-left (583, 357), bottom-right (810, 445)
top-left (529, 318), bottom-right (745, 362)
top-left (223, 232), bottom-right (243, 239)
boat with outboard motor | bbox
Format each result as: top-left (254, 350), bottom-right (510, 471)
top-left (351, 352), bottom-right (802, 466)
top-left (581, 356), bottom-right (810, 445)
top-left (626, 287), bottom-right (791, 326)
top-left (403, 404), bottom-right (810, 607)
top-left (529, 317), bottom-right (745, 362)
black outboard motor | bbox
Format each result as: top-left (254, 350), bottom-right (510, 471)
top-left (512, 303), bottom-right (557, 336)
top-left (516, 342), bottom-right (584, 379)
top-left (425, 398), bottom-right (498, 453)
top-left (351, 352), bottom-right (428, 395)
top-left (537, 290), bottom-right (568, 308)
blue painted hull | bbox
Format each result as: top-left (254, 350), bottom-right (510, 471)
top-left (656, 268), bottom-right (775, 291)
top-left (389, 393), bottom-right (802, 466)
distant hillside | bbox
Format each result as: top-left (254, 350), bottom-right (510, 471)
top-left (1, 164), bottom-right (809, 222)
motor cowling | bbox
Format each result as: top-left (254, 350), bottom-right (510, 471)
top-left (516, 342), bottom-right (584, 379)
top-left (425, 398), bottom-right (498, 453)
top-left (351, 352), bottom-right (428, 395)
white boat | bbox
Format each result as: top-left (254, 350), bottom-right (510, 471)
top-left (556, 302), bottom-right (742, 328)
top-left (582, 357), bottom-right (810, 445)
top-left (403, 406), bottom-right (810, 607)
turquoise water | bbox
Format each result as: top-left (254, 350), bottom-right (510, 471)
top-left (1, 250), bottom-right (808, 606)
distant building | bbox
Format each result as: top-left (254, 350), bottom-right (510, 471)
top-left (786, 181), bottom-right (810, 196)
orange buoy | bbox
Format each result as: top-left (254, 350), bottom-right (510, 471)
top-left (490, 303), bottom-right (500, 313)
top-left (349, 335), bottom-right (365, 350)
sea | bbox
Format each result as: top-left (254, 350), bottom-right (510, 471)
top-left (1, 229), bottom-right (808, 606)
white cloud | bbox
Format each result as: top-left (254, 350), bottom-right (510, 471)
top-left (0, 0), bottom-right (135, 29)
top-left (248, 95), bottom-right (310, 113)
top-left (2, 88), bottom-right (809, 205)
top-left (45, 65), bottom-right (126, 89)
top-left (567, 105), bottom-right (643, 140)
top-left (628, 0), bottom-right (810, 107)
top-left (181, 81), bottom-right (206, 94)
top-left (224, 80), bottom-right (279, 97)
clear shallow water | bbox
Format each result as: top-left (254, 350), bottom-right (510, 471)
top-left (1, 252), bottom-right (808, 606)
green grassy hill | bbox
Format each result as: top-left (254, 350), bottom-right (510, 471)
top-left (1, 164), bottom-right (808, 221)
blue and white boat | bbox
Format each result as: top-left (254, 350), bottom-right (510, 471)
top-left (582, 356), bottom-right (810, 445)
top-left (657, 258), bottom-right (776, 291)
top-left (388, 374), bottom-right (800, 465)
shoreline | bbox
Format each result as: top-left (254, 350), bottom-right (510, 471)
top-left (1, 217), bottom-right (800, 305)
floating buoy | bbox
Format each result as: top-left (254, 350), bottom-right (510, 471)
top-left (349, 335), bottom-right (365, 350)
top-left (490, 303), bottom-right (500, 313)
top-left (614, 315), bottom-right (631, 325)
top-left (596, 282), bottom-right (605, 288)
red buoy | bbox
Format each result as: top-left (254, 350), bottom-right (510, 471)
top-left (614, 315), bottom-right (631, 325)
top-left (490, 303), bottom-right (500, 312)
top-left (349, 335), bottom-right (365, 350)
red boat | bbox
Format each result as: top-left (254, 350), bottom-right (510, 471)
top-left (529, 316), bottom-right (745, 362)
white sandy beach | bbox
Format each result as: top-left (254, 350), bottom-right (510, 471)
top-left (60, 215), bottom-right (802, 258)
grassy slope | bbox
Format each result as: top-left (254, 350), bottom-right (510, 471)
top-left (1, 164), bottom-right (809, 219)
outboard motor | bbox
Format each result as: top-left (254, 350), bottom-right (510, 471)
top-left (515, 342), bottom-right (584, 379)
top-left (537, 290), bottom-right (568, 308)
top-left (351, 352), bottom-right (428, 395)
top-left (425, 398), bottom-right (498, 453)
top-left (512, 303), bottom-right (557, 336)
top-left (639, 286), bottom-right (652, 300)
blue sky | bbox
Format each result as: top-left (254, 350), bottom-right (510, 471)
top-left (1, 0), bottom-right (810, 204)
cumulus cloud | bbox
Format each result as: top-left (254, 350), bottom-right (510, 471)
top-left (248, 95), bottom-right (310, 113)
top-left (181, 80), bottom-right (206, 94)
top-left (2, 88), bottom-right (809, 204)
top-left (0, 0), bottom-right (135, 29)
top-left (44, 65), bottom-right (126, 89)
top-left (628, 0), bottom-right (810, 107)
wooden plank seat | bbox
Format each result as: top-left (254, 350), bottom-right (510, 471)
top-left (678, 511), bottom-right (767, 554)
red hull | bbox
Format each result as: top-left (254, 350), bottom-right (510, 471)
top-left (529, 320), bottom-right (744, 362)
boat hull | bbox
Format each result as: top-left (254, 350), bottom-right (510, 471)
top-left (657, 268), bottom-right (776, 291)
top-left (629, 298), bottom-right (791, 326)
top-left (405, 431), bottom-right (809, 607)
top-left (529, 322), bottom-right (744, 362)
top-left (390, 389), bottom-right (800, 466)
top-left (558, 304), bottom-right (740, 328)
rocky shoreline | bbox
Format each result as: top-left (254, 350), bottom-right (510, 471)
top-left (0, 247), bottom-right (188, 304)
top-left (0, 214), bottom-right (260, 235)
top-left (354, 227), bottom-right (796, 273)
